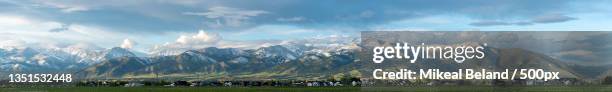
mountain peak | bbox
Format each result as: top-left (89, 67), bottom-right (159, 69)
top-left (102, 47), bottom-right (136, 59)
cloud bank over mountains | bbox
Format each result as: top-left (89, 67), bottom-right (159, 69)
top-left (0, 0), bottom-right (611, 53)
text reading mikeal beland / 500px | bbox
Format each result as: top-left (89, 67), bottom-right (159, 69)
top-left (370, 43), bottom-right (560, 81)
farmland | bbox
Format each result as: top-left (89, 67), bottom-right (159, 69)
top-left (2, 86), bottom-right (612, 92)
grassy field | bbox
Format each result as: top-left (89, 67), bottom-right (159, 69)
top-left (2, 86), bottom-right (612, 92)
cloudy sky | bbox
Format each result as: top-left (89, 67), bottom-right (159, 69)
top-left (0, 0), bottom-right (611, 52)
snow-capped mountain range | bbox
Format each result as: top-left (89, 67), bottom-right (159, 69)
top-left (75, 43), bottom-right (362, 79)
top-left (2, 32), bottom-right (610, 81)
top-left (0, 39), bottom-right (361, 74)
top-left (0, 46), bottom-right (137, 72)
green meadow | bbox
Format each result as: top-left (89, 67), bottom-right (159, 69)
top-left (2, 86), bottom-right (612, 92)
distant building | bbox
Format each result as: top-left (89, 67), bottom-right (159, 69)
top-left (124, 82), bottom-right (144, 87)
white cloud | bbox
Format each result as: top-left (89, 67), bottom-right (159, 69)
top-left (144, 28), bottom-right (362, 56)
top-left (184, 6), bottom-right (268, 27)
top-left (67, 42), bottom-right (103, 50)
top-left (0, 39), bottom-right (27, 49)
top-left (34, 1), bottom-right (91, 13)
top-left (61, 6), bottom-right (89, 13)
top-left (0, 15), bottom-right (63, 32)
top-left (150, 30), bottom-right (288, 55)
top-left (186, 6), bottom-right (268, 19)
top-left (235, 25), bottom-right (314, 36)
top-left (152, 30), bottom-right (222, 51)
top-left (120, 38), bottom-right (136, 49)
top-left (0, 14), bottom-right (135, 50)
top-left (0, 15), bottom-right (31, 25)
top-left (277, 16), bottom-right (305, 22)
top-left (176, 30), bottom-right (221, 45)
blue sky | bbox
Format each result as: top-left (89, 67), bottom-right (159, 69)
top-left (0, 0), bottom-right (611, 52)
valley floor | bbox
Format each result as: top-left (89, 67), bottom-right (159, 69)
top-left (2, 86), bottom-right (612, 92)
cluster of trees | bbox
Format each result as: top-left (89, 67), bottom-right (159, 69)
top-left (75, 80), bottom-right (171, 87)
top-left (74, 79), bottom-right (362, 87)
top-left (72, 70), bottom-right (365, 87)
top-left (604, 76), bottom-right (612, 85)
